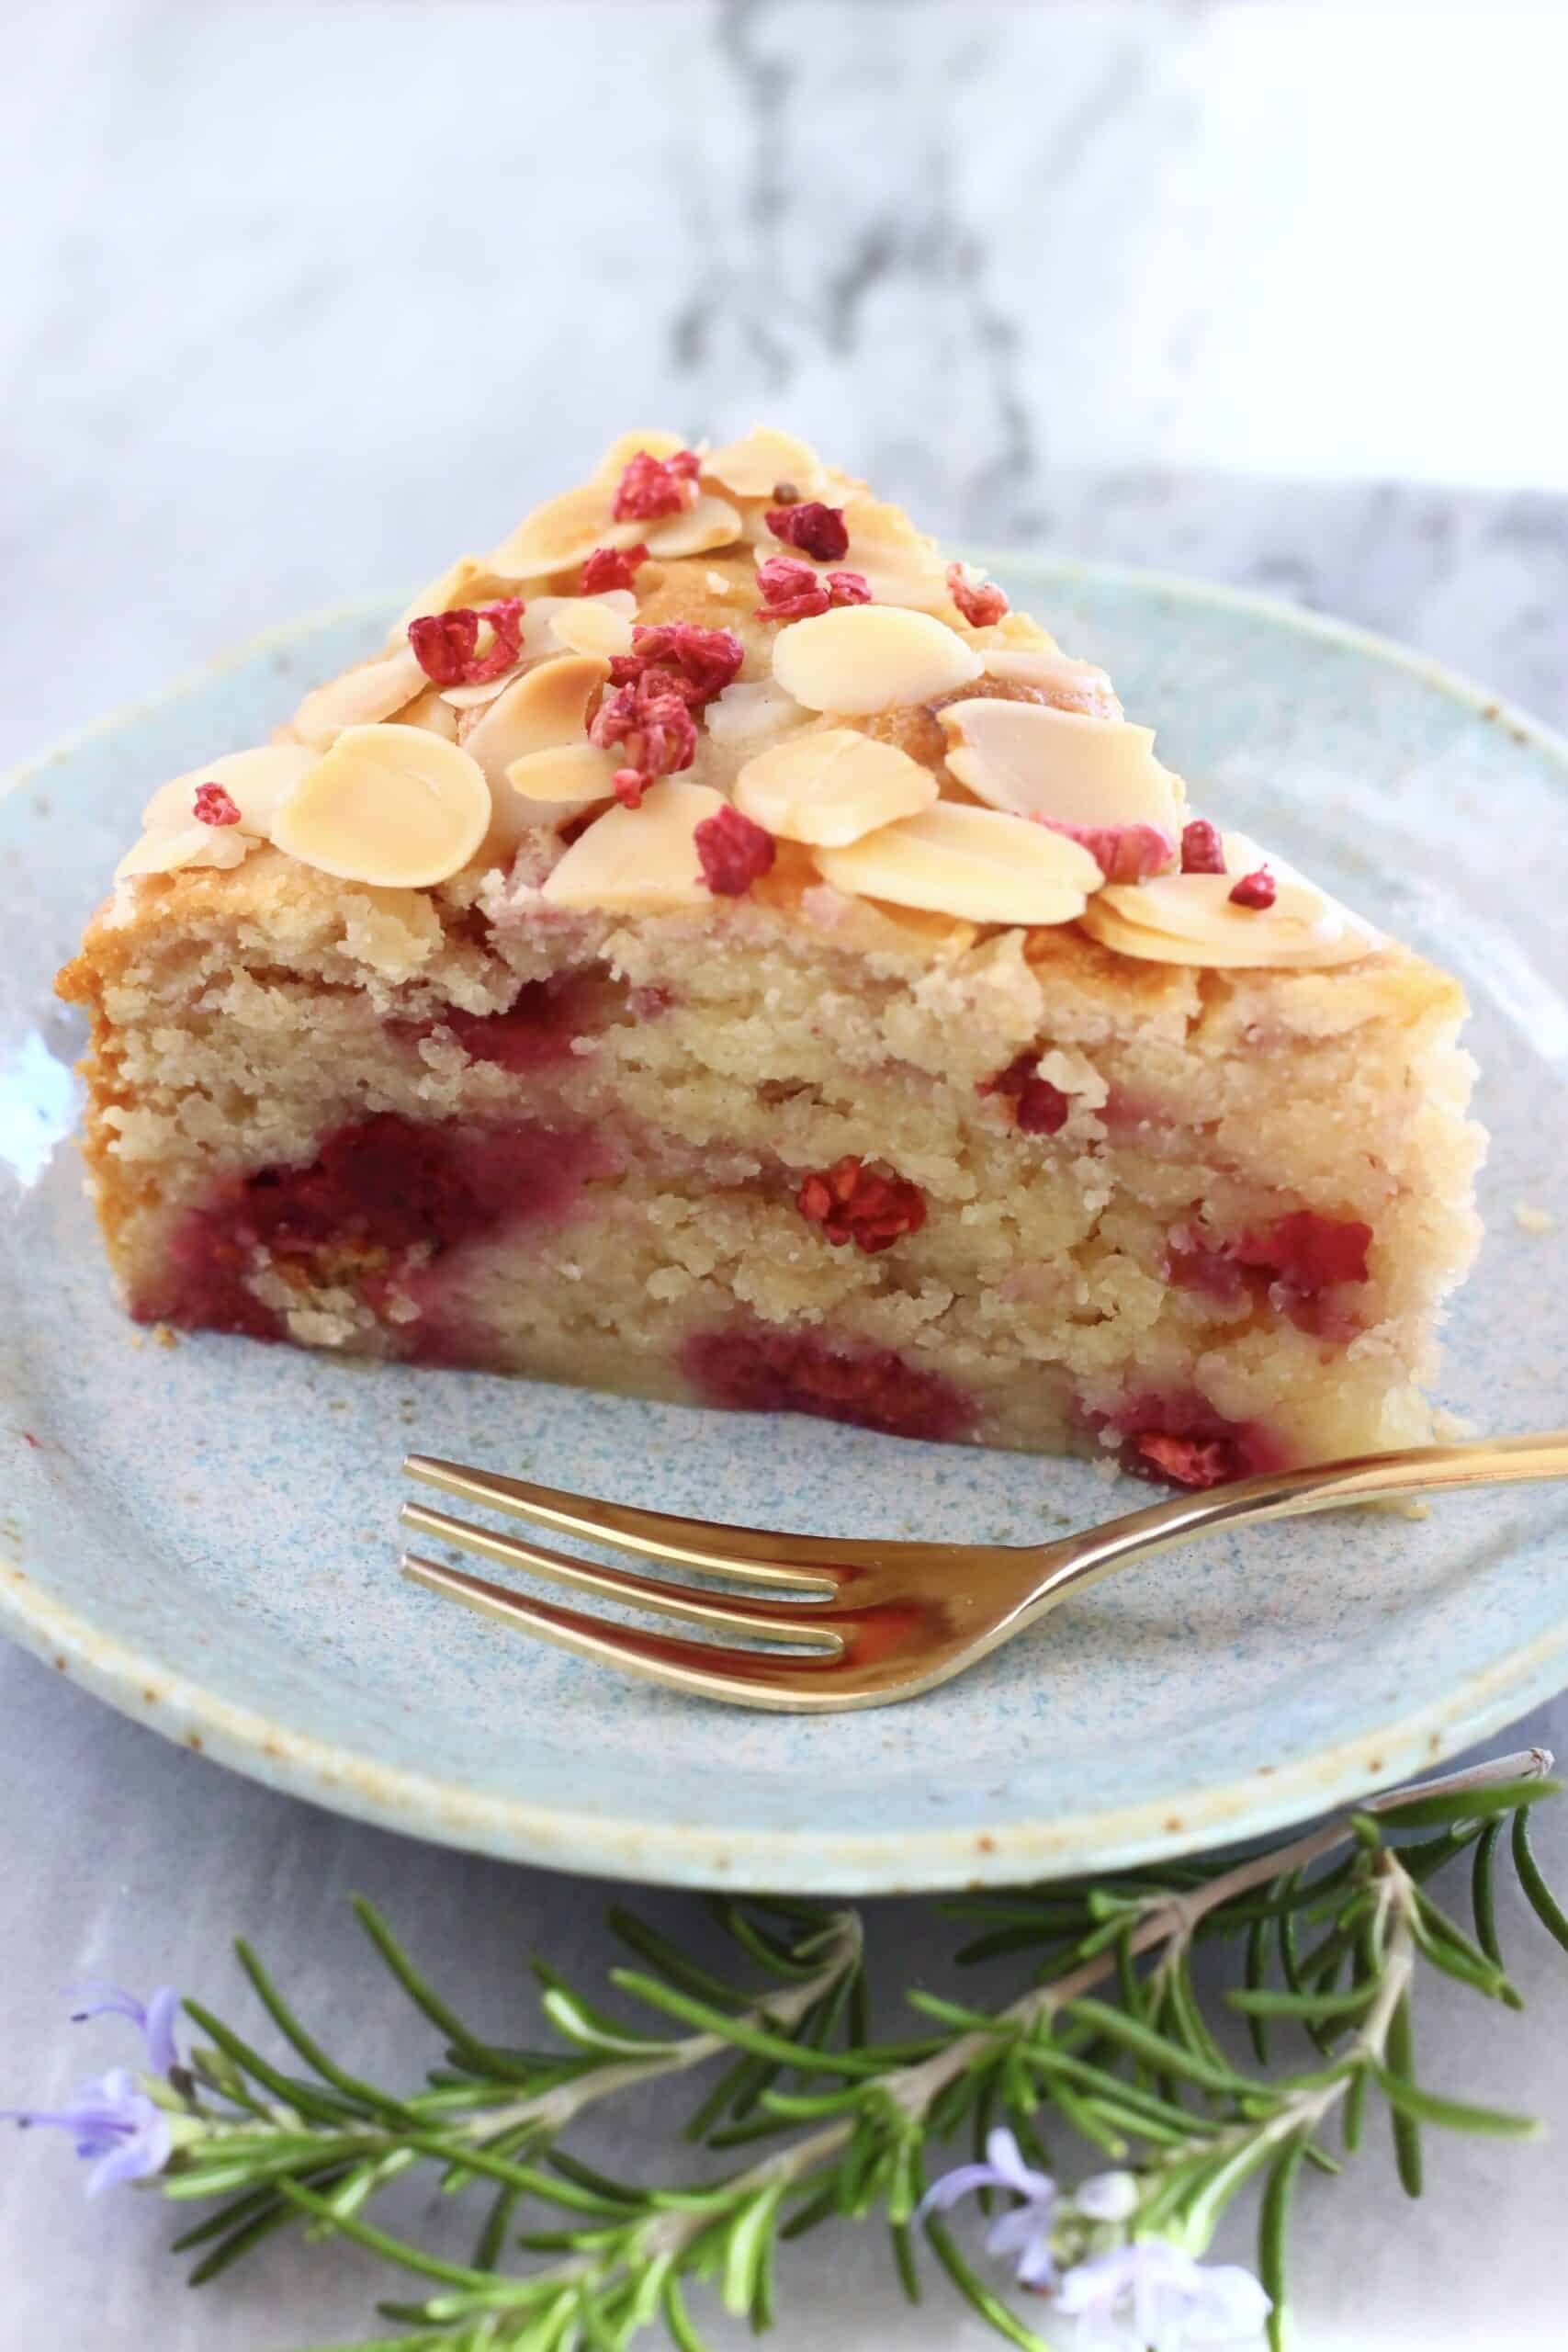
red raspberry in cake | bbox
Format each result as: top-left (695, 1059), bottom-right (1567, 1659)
top-left (192, 783), bottom-right (242, 827)
top-left (754, 557), bottom-right (871, 620)
top-left (982, 1054), bottom-right (1070, 1136)
top-left (947, 563), bottom-right (1009, 627)
top-left (1180, 819), bottom-right (1226, 875)
top-left (1235, 1211), bottom-right (1372, 1295)
top-left (765, 501), bottom-right (850, 560)
top-left (694, 803), bottom-right (775, 896)
top-left (1229, 865), bottom-right (1278, 910)
top-left (684, 1324), bottom-right (972, 1442)
top-left (612, 448), bottom-right (701, 521)
top-left (408, 598), bottom-right (525, 687)
top-left (580, 543), bottom-right (649, 594)
top-left (610, 624), bottom-right (743, 707)
top-left (796, 1157), bottom-right (927, 1253)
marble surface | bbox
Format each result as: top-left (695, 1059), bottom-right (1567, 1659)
top-left (5, 2), bottom-right (1568, 2346)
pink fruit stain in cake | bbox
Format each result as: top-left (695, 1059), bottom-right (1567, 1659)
top-left (765, 501), bottom-right (850, 561)
top-left (192, 782), bottom-right (241, 826)
top-left (146, 1115), bottom-right (603, 1340)
top-left (444, 978), bottom-right (593, 1073)
top-left (1098, 1390), bottom-right (1286, 1489)
top-left (946, 564), bottom-right (1009, 628)
top-left (795, 1157), bottom-right (927, 1252)
top-left (1168, 1210), bottom-right (1372, 1334)
top-left (685, 1325), bottom-right (974, 1442)
top-left (695, 804), bottom-right (776, 898)
top-left (580, 542), bottom-right (648, 594)
top-left (982, 1055), bottom-right (1070, 1136)
top-left (1163, 1223), bottom-right (1247, 1304)
top-left (612, 447), bottom-right (700, 521)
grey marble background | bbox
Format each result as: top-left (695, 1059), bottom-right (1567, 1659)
top-left (5, 2), bottom-right (1568, 2346)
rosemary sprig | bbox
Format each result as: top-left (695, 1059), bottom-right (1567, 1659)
top-left (6, 1747), bottom-right (1562, 2350)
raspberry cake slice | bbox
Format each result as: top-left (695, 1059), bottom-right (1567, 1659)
top-left (58, 427), bottom-right (1483, 1487)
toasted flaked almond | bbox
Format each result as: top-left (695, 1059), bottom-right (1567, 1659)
top-left (389, 557), bottom-right (509, 641)
top-left (981, 646), bottom-right (1121, 713)
top-left (734, 728), bottom-right (937, 846)
top-left (642, 492), bottom-right (743, 560)
top-left (1083, 830), bottom-right (1378, 967)
top-left (463, 654), bottom-right (609, 785)
top-left (291, 647), bottom-right (428, 749)
top-left (505, 744), bottom-right (622, 805)
top-left (116, 822), bottom-right (254, 881)
top-left (815, 802), bottom-right (1100, 925)
top-left (705, 676), bottom-right (812, 748)
top-left (704, 426), bottom-right (827, 500)
top-left (141, 744), bottom-right (317, 837)
top-left (485, 484), bottom-right (644, 581)
top-left (548, 595), bottom-right (637, 659)
top-left (541, 779), bottom-right (727, 911)
top-left (773, 605), bottom-right (983, 713)
top-left (592, 428), bottom-right (690, 481)
top-left (271, 725), bottom-right (491, 888)
top-left (392, 686), bottom-right (461, 742)
top-left (939, 699), bottom-right (1183, 836)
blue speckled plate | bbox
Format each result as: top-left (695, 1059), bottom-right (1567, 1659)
top-left (4, 562), bottom-right (1566, 1893)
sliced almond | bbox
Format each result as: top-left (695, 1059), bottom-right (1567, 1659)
top-left (391, 685), bottom-right (461, 742)
top-left (548, 594), bottom-right (637, 659)
top-left (734, 728), bottom-right (936, 846)
top-left (981, 646), bottom-right (1120, 715)
top-left (485, 484), bottom-right (644, 582)
top-left (116, 823), bottom-right (254, 881)
top-left (939, 699), bottom-right (1183, 839)
top-left (271, 725), bottom-right (491, 888)
top-left (141, 744), bottom-right (316, 837)
top-left (541, 779), bottom-right (726, 911)
top-left (704, 426), bottom-right (827, 500)
top-left (815, 802), bottom-right (1100, 926)
top-left (705, 676), bottom-right (812, 749)
top-left (505, 743), bottom-right (622, 806)
top-left (1083, 831), bottom-right (1379, 968)
top-left (592, 429), bottom-right (690, 481)
top-left (642, 492), bottom-right (743, 560)
top-left (291, 646), bottom-right (428, 749)
top-left (773, 605), bottom-right (984, 713)
top-left (464, 654), bottom-right (608, 778)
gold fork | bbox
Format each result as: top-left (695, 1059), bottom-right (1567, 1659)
top-left (399, 1431), bottom-right (1568, 1713)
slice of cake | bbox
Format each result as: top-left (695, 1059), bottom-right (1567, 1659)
top-left (57, 427), bottom-right (1483, 1487)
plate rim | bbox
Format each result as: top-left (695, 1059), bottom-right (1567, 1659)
top-left (6, 560), bottom-right (1567, 1894)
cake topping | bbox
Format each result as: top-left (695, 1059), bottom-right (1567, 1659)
top-left (463, 654), bottom-right (611, 828)
top-left (580, 543), bottom-right (648, 595)
top-left (755, 556), bottom-right (872, 619)
top-left (733, 729), bottom-right (936, 846)
top-left (947, 562), bottom-right (1009, 628)
top-left (141, 745), bottom-right (316, 839)
top-left (1179, 818), bottom-right (1227, 874)
top-left (547, 596), bottom-right (637, 660)
top-left (795, 1157), bottom-right (927, 1253)
top-left (269, 724), bottom-right (491, 888)
top-left (637, 493), bottom-right (745, 560)
top-left (766, 501), bottom-right (851, 561)
top-left (815, 802), bottom-right (1101, 926)
top-left (772, 605), bottom-right (984, 712)
top-left (704, 427), bottom-right (827, 500)
top-left (408, 598), bottom-right (525, 689)
top-left (1083, 831), bottom-right (1377, 969)
top-left (938, 698), bottom-right (1182, 852)
top-left (540, 778), bottom-right (726, 910)
top-left (694, 802), bottom-right (777, 897)
top-left (486, 485), bottom-right (647, 581)
top-left (610, 624), bottom-right (744, 707)
top-left (1229, 865), bottom-right (1278, 910)
top-left (504, 743), bottom-right (622, 808)
top-left (980, 646), bottom-right (1121, 717)
top-left (589, 671), bottom-right (699, 808)
top-left (192, 783), bottom-right (242, 826)
top-left (705, 675), bottom-right (813, 749)
top-left (116, 822), bottom-right (253, 881)
top-left (291, 646), bottom-right (429, 749)
top-left (613, 447), bottom-right (701, 521)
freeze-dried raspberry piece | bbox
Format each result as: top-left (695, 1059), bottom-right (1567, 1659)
top-left (753, 557), bottom-right (871, 620)
top-left (982, 1053), bottom-right (1070, 1136)
top-left (408, 598), bottom-right (525, 687)
top-left (589, 672), bottom-right (698, 809)
top-left (1045, 820), bottom-right (1175, 885)
top-left (612, 448), bottom-right (701, 522)
top-left (610, 623), bottom-right (743, 708)
top-left (192, 782), bottom-right (242, 826)
top-left (765, 501), bottom-right (850, 561)
top-left (795, 1157), bottom-right (927, 1253)
top-left (1229, 865), bottom-right (1277, 910)
top-left (1179, 820), bottom-right (1226, 875)
top-left (947, 563), bottom-right (1009, 627)
top-left (694, 802), bottom-right (776, 897)
top-left (580, 543), bottom-right (649, 595)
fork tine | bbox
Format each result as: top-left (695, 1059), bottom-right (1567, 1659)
top-left (400, 1555), bottom-right (850, 1706)
top-left (399, 1500), bottom-right (841, 1646)
top-left (403, 1454), bottom-right (864, 1589)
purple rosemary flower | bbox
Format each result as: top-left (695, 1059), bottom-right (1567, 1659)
top-left (1, 2066), bottom-right (171, 2195)
top-left (918, 2127), bottom-right (1061, 2288)
top-left (1054, 2238), bottom-right (1271, 2348)
top-left (68, 1983), bottom-right (182, 2075)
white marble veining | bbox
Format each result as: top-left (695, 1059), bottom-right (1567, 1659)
top-left (4, 2), bottom-right (1567, 2346)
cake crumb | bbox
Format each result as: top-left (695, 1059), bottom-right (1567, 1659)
top-left (1513, 1202), bottom-right (1555, 1235)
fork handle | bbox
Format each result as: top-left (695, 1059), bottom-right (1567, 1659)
top-left (1025, 1430), bottom-right (1568, 1616)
